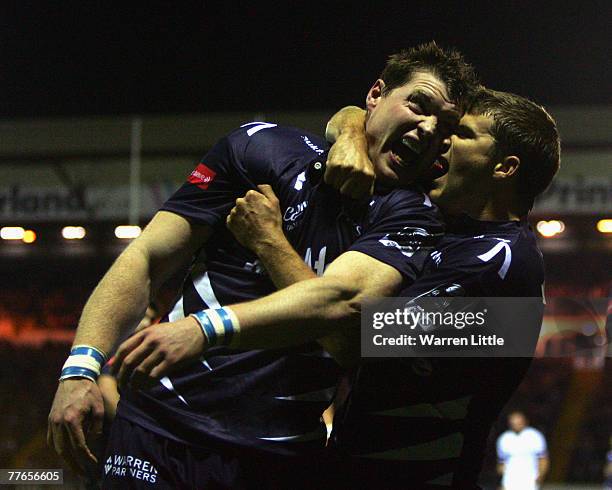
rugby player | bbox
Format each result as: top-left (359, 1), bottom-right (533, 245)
top-left (118, 87), bottom-right (560, 489)
top-left (327, 89), bottom-right (560, 489)
top-left (48, 43), bottom-right (477, 488)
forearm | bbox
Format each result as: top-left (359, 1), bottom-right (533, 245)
top-left (325, 106), bottom-right (367, 143)
top-left (538, 457), bottom-right (549, 478)
top-left (225, 253), bottom-right (401, 351)
top-left (230, 275), bottom-right (360, 349)
top-left (254, 237), bottom-right (316, 289)
top-left (72, 211), bottom-right (205, 355)
top-left (72, 242), bottom-right (155, 355)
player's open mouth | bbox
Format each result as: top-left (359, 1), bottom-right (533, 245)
top-left (389, 137), bottom-right (425, 167)
top-left (423, 156), bottom-right (449, 181)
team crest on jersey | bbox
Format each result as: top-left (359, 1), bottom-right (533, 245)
top-left (379, 226), bottom-right (436, 258)
top-left (188, 163), bottom-right (217, 190)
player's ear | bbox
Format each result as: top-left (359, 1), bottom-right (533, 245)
top-left (493, 155), bottom-right (520, 181)
top-left (366, 79), bottom-right (385, 111)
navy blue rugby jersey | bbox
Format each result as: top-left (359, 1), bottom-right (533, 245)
top-left (331, 215), bottom-right (545, 489)
top-left (117, 122), bottom-right (444, 456)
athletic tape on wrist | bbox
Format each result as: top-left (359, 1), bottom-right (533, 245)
top-left (59, 344), bottom-right (108, 382)
top-left (190, 307), bottom-right (240, 348)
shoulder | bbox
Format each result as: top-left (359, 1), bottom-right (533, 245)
top-left (497, 431), bottom-right (513, 447)
top-left (375, 186), bottom-right (437, 212)
top-left (227, 122), bottom-right (328, 159)
top-left (526, 427), bottom-right (545, 439)
top-left (370, 186), bottom-right (444, 231)
top-left (463, 224), bottom-right (542, 287)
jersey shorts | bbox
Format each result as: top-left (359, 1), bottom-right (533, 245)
top-left (102, 417), bottom-right (333, 489)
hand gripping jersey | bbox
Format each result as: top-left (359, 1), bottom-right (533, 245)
top-left (116, 123), bottom-right (444, 457)
top-left (331, 214), bottom-right (545, 489)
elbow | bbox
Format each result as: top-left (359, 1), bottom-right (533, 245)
top-left (319, 277), bottom-right (363, 326)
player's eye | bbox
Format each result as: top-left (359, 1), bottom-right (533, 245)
top-left (456, 125), bottom-right (475, 139)
top-left (408, 101), bottom-right (423, 114)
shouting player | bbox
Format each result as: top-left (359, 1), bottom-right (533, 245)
top-left (115, 87), bottom-right (560, 488)
top-left (48, 42), bottom-right (477, 488)
top-left (327, 88), bottom-right (560, 488)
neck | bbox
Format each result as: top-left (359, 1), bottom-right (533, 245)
top-left (438, 192), bottom-right (521, 222)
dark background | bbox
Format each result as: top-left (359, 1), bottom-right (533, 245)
top-left (1, 1), bottom-right (610, 118)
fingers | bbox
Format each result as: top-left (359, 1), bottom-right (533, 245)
top-left (49, 412), bottom-right (89, 474)
top-left (65, 415), bottom-right (98, 465)
top-left (149, 359), bottom-right (172, 380)
top-left (115, 336), bottom-right (154, 389)
top-left (54, 428), bottom-right (85, 475)
top-left (128, 350), bottom-right (165, 388)
top-left (46, 420), bottom-right (53, 450)
top-left (324, 163), bottom-right (344, 191)
top-left (89, 401), bottom-right (105, 438)
top-left (48, 380), bottom-right (105, 475)
top-left (226, 207), bottom-right (237, 226)
top-left (112, 330), bottom-right (146, 376)
top-left (257, 184), bottom-right (278, 204)
top-left (326, 164), bottom-right (375, 200)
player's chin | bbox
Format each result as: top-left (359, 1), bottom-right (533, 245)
top-left (426, 176), bottom-right (446, 200)
top-left (373, 158), bottom-right (400, 185)
top-left (377, 155), bottom-right (419, 187)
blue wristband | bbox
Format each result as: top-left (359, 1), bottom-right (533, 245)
top-left (70, 345), bottom-right (107, 365)
top-left (60, 366), bottom-right (98, 382)
top-left (190, 307), bottom-right (240, 348)
top-left (216, 307), bottom-right (235, 346)
top-left (191, 310), bottom-right (218, 347)
top-left (59, 344), bottom-right (108, 382)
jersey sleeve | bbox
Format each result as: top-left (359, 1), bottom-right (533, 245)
top-left (474, 235), bottom-right (544, 298)
top-left (534, 430), bottom-right (548, 457)
top-left (160, 124), bottom-right (285, 228)
top-left (348, 191), bottom-right (443, 285)
top-left (496, 434), bottom-right (509, 462)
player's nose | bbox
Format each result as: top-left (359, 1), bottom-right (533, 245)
top-left (417, 116), bottom-right (438, 140)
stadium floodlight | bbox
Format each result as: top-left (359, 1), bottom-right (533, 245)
top-left (22, 230), bottom-right (36, 243)
top-left (62, 226), bottom-right (87, 240)
top-left (536, 220), bottom-right (565, 238)
top-left (1, 227), bottom-right (25, 240)
top-left (115, 225), bottom-right (142, 239)
top-left (596, 219), bottom-right (612, 234)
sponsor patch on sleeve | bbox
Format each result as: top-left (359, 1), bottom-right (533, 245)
top-left (188, 163), bottom-right (217, 190)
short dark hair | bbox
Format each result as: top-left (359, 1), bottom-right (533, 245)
top-left (380, 41), bottom-right (479, 109)
top-left (508, 410), bottom-right (528, 421)
top-left (468, 88), bottom-right (561, 212)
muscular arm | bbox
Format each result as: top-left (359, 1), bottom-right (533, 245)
top-left (325, 105), bottom-right (367, 144)
top-left (74, 212), bottom-right (207, 351)
top-left (231, 251), bottom-right (401, 346)
top-left (227, 185), bottom-right (316, 289)
top-left (48, 211), bottom-right (210, 471)
top-left (74, 211), bottom-right (209, 351)
top-left (115, 250), bottom-right (402, 382)
top-left (324, 106), bottom-right (374, 199)
top-left (225, 185), bottom-right (351, 361)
